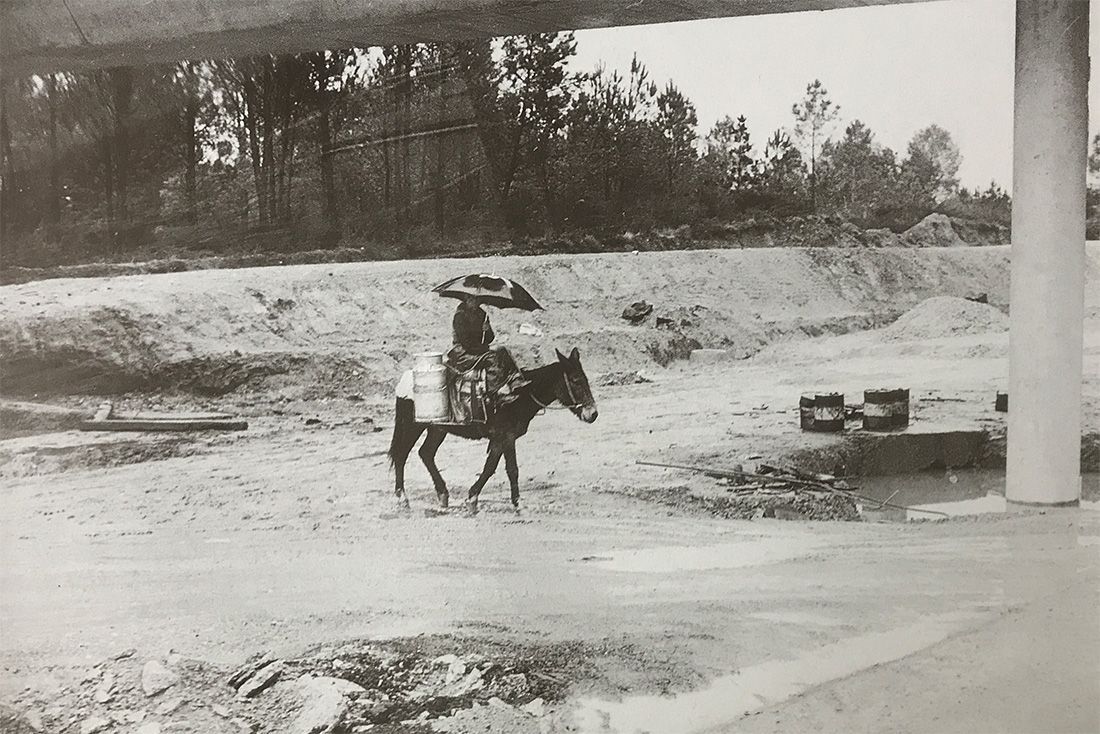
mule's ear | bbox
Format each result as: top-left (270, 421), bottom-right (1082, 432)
top-left (555, 348), bottom-right (568, 362)
top-left (569, 347), bottom-right (581, 362)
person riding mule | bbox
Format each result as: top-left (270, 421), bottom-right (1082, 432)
top-left (392, 275), bottom-right (597, 512)
top-left (446, 293), bottom-right (530, 408)
top-left (390, 346), bottom-right (598, 513)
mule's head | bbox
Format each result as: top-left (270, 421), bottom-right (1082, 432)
top-left (555, 347), bottom-right (598, 423)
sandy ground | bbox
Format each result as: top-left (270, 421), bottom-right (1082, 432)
top-left (2, 245), bottom-right (1099, 733)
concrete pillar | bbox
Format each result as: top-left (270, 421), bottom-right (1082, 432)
top-left (1007, 0), bottom-right (1090, 506)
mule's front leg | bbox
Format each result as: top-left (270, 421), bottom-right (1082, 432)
top-left (503, 439), bottom-right (521, 511)
top-left (466, 442), bottom-right (503, 514)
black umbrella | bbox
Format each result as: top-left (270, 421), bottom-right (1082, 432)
top-left (432, 274), bottom-right (543, 311)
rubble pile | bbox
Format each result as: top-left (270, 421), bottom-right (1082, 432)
top-left (285, 646), bottom-right (553, 730)
top-left (709, 481), bottom-right (861, 521)
top-left (637, 463), bottom-right (861, 522)
top-left (3, 643), bottom-right (564, 734)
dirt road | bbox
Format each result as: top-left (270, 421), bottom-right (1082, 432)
top-left (2, 245), bottom-right (1099, 733)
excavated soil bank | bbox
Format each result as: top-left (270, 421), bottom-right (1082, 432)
top-left (0, 246), bottom-right (1018, 398)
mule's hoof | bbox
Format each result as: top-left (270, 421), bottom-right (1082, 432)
top-left (464, 499), bottom-right (479, 515)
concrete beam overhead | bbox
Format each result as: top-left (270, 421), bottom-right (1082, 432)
top-left (3, 0), bottom-right (929, 75)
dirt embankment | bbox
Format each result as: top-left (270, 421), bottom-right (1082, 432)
top-left (0, 214), bottom-right (1005, 287)
top-left (0, 245), bottom-right (1029, 400)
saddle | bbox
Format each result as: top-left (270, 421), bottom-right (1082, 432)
top-left (449, 367), bottom-right (489, 424)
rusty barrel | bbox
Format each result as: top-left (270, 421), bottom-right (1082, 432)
top-left (863, 388), bottom-right (909, 431)
top-left (799, 394), bottom-right (815, 430)
top-left (812, 392), bottom-right (845, 432)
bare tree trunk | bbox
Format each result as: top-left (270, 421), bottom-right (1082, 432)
top-left (809, 128), bottom-right (817, 212)
top-left (242, 75), bottom-right (269, 226)
top-left (282, 127), bottom-right (296, 222)
top-left (538, 159), bottom-right (554, 234)
top-left (453, 40), bottom-right (516, 233)
top-left (102, 138), bottom-right (115, 227)
top-left (402, 51), bottom-right (413, 235)
top-left (183, 98), bottom-right (198, 224)
top-left (433, 64), bottom-right (447, 236)
top-left (393, 44), bottom-right (413, 236)
top-left (0, 79), bottom-right (16, 253)
top-left (109, 67), bottom-right (133, 223)
top-left (317, 105), bottom-right (337, 217)
top-left (262, 63), bottom-right (276, 225)
top-left (46, 75), bottom-right (61, 241)
top-left (457, 130), bottom-right (472, 210)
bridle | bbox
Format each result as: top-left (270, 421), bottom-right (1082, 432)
top-left (530, 368), bottom-right (584, 412)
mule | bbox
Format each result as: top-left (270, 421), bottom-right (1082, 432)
top-left (388, 347), bottom-right (598, 512)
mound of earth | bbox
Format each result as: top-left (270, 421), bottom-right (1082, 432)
top-left (0, 245), bottom-right (1030, 399)
top-left (898, 213), bottom-right (967, 248)
top-left (887, 296), bottom-right (1009, 341)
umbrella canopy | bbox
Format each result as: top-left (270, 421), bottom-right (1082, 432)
top-left (432, 274), bottom-right (543, 311)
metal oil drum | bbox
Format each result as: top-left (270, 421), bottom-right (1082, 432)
top-left (864, 388), bottom-right (909, 431)
top-left (799, 394), bottom-right (816, 430)
top-left (812, 393), bottom-right (845, 432)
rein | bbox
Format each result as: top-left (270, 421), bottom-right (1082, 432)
top-left (529, 368), bottom-right (582, 411)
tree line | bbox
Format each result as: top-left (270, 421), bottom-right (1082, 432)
top-left (0, 33), bottom-right (1017, 267)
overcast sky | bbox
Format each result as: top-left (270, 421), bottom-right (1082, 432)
top-left (570, 0), bottom-right (1100, 191)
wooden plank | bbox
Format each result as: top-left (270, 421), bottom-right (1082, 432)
top-left (129, 412), bottom-right (236, 421)
top-left (80, 418), bottom-right (248, 432)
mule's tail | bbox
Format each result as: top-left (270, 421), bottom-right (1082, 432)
top-left (389, 397), bottom-right (418, 469)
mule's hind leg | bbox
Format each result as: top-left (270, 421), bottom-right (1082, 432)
top-left (465, 441), bottom-right (504, 514)
top-left (419, 427), bottom-right (450, 508)
top-left (503, 438), bottom-right (521, 511)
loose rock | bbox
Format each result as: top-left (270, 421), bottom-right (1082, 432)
top-left (235, 661), bottom-right (284, 698)
top-left (79, 716), bottom-right (111, 734)
top-left (444, 660), bottom-right (467, 684)
top-left (621, 301), bottom-right (653, 324)
top-left (438, 667), bottom-right (483, 697)
top-left (290, 676), bottom-right (365, 734)
top-left (25, 710), bottom-right (45, 732)
top-left (94, 672), bottom-right (115, 703)
top-left (226, 653), bottom-right (277, 690)
top-left (142, 661), bottom-right (180, 697)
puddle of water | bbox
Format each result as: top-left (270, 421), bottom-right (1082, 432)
top-left (746, 610), bottom-right (848, 628)
top-left (857, 470), bottom-right (1100, 521)
top-left (906, 492), bottom-right (1007, 519)
top-left (573, 611), bottom-right (982, 734)
top-left (590, 536), bottom-right (825, 573)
